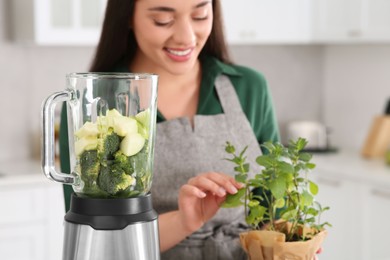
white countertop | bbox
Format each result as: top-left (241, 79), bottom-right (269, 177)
top-left (0, 159), bottom-right (52, 186)
top-left (313, 149), bottom-right (390, 187)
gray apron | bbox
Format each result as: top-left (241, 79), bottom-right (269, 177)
top-left (152, 75), bottom-right (263, 260)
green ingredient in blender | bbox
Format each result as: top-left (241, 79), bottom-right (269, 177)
top-left (75, 136), bottom-right (98, 156)
top-left (75, 122), bottom-right (99, 139)
top-left (135, 109), bottom-right (150, 130)
top-left (137, 121), bottom-right (149, 140)
top-left (120, 133), bottom-right (145, 156)
top-left (79, 150), bottom-right (100, 186)
top-left (98, 164), bottom-right (135, 195)
top-left (114, 150), bottom-right (134, 175)
top-left (98, 128), bottom-right (121, 161)
top-left (113, 116), bottom-right (138, 137)
top-left (76, 108), bottom-right (152, 197)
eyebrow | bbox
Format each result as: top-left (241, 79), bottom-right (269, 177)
top-left (148, 0), bottom-right (211, 12)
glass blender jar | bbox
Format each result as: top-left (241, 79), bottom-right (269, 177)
top-left (42, 73), bottom-right (160, 260)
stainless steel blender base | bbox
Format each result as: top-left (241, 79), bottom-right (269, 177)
top-left (63, 220), bottom-right (160, 260)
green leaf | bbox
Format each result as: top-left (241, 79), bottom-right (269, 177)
top-left (274, 198), bottom-right (285, 208)
top-left (301, 190), bottom-right (314, 207)
top-left (239, 146), bottom-right (249, 157)
top-left (281, 208), bottom-right (298, 221)
top-left (235, 173), bottom-right (247, 183)
top-left (295, 138), bottom-right (308, 151)
top-left (306, 163), bottom-right (316, 169)
top-left (278, 161), bottom-right (294, 173)
top-left (247, 205), bottom-right (267, 226)
top-left (248, 200), bottom-right (260, 207)
top-left (261, 142), bottom-right (276, 153)
top-left (309, 180), bottom-right (319, 195)
top-left (225, 142), bottom-right (235, 154)
top-left (299, 152), bottom-right (312, 162)
top-left (305, 207), bottom-right (319, 216)
top-left (222, 188), bottom-right (245, 208)
top-left (256, 155), bottom-right (274, 167)
top-left (269, 178), bottom-right (286, 199)
top-left (248, 179), bottom-right (263, 189)
top-left (234, 163), bottom-right (249, 173)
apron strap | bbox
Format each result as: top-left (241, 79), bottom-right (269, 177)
top-left (214, 74), bottom-right (244, 115)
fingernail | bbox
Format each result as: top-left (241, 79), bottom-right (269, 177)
top-left (218, 187), bottom-right (226, 196)
top-left (229, 185), bottom-right (238, 194)
top-left (198, 191), bottom-right (207, 198)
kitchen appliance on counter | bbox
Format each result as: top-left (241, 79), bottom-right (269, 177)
top-left (286, 121), bottom-right (335, 152)
top-left (42, 73), bottom-right (160, 260)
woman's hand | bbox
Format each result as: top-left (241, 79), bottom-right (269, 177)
top-left (177, 172), bottom-right (243, 233)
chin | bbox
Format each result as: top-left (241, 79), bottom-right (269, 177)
top-left (164, 58), bottom-right (199, 75)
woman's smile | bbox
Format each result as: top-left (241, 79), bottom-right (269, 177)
top-left (164, 47), bottom-right (194, 62)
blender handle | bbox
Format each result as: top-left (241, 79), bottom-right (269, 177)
top-left (42, 90), bottom-right (78, 185)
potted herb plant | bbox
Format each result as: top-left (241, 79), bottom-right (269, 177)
top-left (223, 138), bottom-right (330, 260)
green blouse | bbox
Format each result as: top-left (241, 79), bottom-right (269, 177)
top-left (59, 55), bottom-right (280, 211)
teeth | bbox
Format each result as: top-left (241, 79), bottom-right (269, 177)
top-left (166, 48), bottom-right (191, 56)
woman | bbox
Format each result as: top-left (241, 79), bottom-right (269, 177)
top-left (60, 0), bottom-right (280, 259)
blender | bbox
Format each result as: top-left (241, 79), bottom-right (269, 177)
top-left (42, 73), bottom-right (160, 260)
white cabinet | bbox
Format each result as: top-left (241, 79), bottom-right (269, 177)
top-left (11, 0), bottom-right (107, 45)
top-left (0, 179), bottom-right (64, 260)
top-left (221, 0), bottom-right (313, 44)
top-left (311, 173), bottom-right (363, 260)
top-left (222, 0), bottom-right (390, 44)
top-left (311, 152), bottom-right (390, 260)
top-left (312, 0), bottom-right (390, 42)
top-left (361, 184), bottom-right (390, 260)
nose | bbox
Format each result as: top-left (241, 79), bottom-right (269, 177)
top-left (172, 18), bottom-right (196, 46)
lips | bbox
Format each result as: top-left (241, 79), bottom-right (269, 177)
top-left (164, 47), bottom-right (194, 62)
top-left (166, 48), bottom-right (192, 56)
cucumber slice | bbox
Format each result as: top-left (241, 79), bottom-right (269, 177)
top-left (120, 133), bottom-right (145, 156)
top-left (75, 122), bottom-right (99, 139)
top-left (135, 109), bottom-right (150, 130)
top-left (74, 122), bottom-right (99, 138)
top-left (106, 109), bottom-right (122, 127)
top-left (137, 121), bottom-right (149, 140)
top-left (106, 108), bottom-right (122, 118)
top-left (113, 116), bottom-right (138, 137)
top-left (75, 137), bottom-right (98, 156)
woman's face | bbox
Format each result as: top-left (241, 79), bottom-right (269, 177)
top-left (132, 0), bottom-right (213, 75)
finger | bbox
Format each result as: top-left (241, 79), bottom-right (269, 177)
top-left (203, 172), bottom-right (243, 193)
top-left (180, 184), bottom-right (207, 199)
top-left (188, 173), bottom-right (238, 196)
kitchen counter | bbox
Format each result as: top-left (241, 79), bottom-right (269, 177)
top-left (0, 159), bottom-right (51, 186)
top-left (312, 149), bottom-right (390, 187)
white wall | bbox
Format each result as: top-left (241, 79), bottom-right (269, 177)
top-left (323, 45), bottom-right (390, 150)
top-left (230, 45), bottom-right (324, 142)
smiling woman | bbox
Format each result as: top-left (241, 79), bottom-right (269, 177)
top-left (130, 0), bottom-right (213, 75)
top-left (60, 0), bottom-right (282, 259)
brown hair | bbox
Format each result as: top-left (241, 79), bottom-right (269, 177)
top-left (89, 0), bottom-right (231, 72)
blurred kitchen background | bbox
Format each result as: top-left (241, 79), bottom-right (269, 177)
top-left (0, 0), bottom-right (390, 260)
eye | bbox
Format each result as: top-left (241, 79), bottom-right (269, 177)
top-left (192, 7), bottom-right (209, 21)
top-left (153, 20), bottom-right (173, 27)
top-left (193, 16), bottom-right (208, 21)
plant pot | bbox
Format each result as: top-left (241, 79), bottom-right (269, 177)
top-left (239, 224), bottom-right (327, 260)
